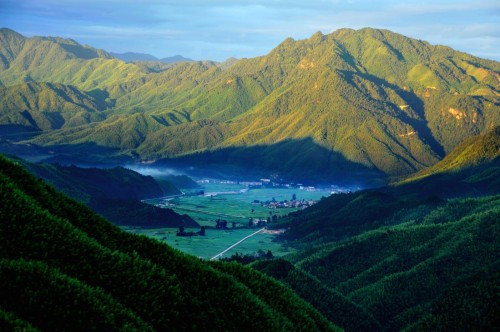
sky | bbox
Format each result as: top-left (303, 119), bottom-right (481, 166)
top-left (1, 0), bottom-right (499, 61)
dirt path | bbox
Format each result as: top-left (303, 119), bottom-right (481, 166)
top-left (210, 228), bottom-right (266, 260)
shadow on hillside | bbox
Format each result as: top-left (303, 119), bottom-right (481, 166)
top-left (4, 138), bottom-right (387, 186)
top-left (0, 141), bottom-right (132, 167)
top-left (157, 137), bottom-right (387, 187)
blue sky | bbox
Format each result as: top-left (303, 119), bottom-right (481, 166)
top-left (1, 0), bottom-right (499, 61)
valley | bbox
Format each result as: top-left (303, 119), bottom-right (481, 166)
top-left (137, 178), bottom-right (339, 258)
top-left (0, 21), bottom-right (498, 331)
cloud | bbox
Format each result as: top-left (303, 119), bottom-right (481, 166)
top-left (0, 0), bottom-right (498, 60)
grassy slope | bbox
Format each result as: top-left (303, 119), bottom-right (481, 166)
top-left (0, 154), bottom-right (337, 331)
top-left (402, 126), bottom-right (500, 183)
top-left (0, 82), bottom-right (107, 132)
top-left (1, 28), bottom-right (498, 178)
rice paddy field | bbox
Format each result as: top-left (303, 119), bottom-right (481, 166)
top-left (136, 181), bottom-right (336, 259)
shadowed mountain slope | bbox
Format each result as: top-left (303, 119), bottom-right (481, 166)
top-left (0, 154), bottom-right (337, 331)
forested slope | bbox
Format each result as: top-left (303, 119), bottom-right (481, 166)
top-left (0, 154), bottom-right (337, 331)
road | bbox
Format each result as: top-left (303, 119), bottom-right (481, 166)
top-left (210, 228), bottom-right (266, 260)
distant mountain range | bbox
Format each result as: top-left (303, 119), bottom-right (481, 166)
top-left (0, 27), bottom-right (498, 182)
top-left (110, 51), bottom-right (193, 63)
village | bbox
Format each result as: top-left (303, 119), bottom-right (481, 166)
top-left (253, 193), bottom-right (317, 210)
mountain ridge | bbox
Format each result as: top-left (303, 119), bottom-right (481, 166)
top-left (110, 51), bottom-right (193, 63)
top-left (0, 27), bottom-right (498, 180)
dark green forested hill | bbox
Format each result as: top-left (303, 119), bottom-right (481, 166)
top-left (246, 128), bottom-right (500, 331)
top-left (267, 195), bottom-right (499, 331)
top-left (0, 155), bottom-right (338, 331)
top-left (0, 27), bottom-right (498, 180)
top-left (8, 156), bottom-right (196, 228)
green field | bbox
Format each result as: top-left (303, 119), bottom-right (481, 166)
top-left (137, 181), bottom-right (332, 258)
top-left (127, 227), bottom-right (295, 259)
top-left (148, 182), bottom-right (333, 227)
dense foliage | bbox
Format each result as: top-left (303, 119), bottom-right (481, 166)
top-left (254, 131), bottom-right (500, 330)
top-left (283, 197), bottom-right (499, 330)
top-left (10, 156), bottom-right (196, 227)
top-left (0, 154), bottom-right (337, 331)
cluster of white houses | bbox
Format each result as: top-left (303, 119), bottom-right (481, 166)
top-left (254, 198), bottom-right (317, 209)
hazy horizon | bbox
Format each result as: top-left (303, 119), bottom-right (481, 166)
top-left (1, 0), bottom-right (498, 62)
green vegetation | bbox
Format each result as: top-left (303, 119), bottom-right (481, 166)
top-left (251, 130), bottom-right (500, 331)
top-left (11, 156), bottom-right (196, 227)
top-left (283, 196), bottom-right (499, 330)
top-left (0, 154), bottom-right (338, 331)
top-left (252, 259), bottom-right (381, 332)
top-left (272, 128), bottom-right (500, 244)
top-left (158, 174), bottom-right (200, 189)
top-left (131, 227), bottom-right (293, 259)
top-left (402, 125), bottom-right (500, 183)
top-left (0, 27), bottom-right (498, 180)
top-left (0, 82), bottom-right (107, 134)
top-left (0, 26), bottom-right (498, 331)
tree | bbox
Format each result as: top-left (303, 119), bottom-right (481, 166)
top-left (292, 193), bottom-right (297, 201)
top-left (199, 226), bottom-right (206, 236)
top-left (232, 222), bottom-right (236, 228)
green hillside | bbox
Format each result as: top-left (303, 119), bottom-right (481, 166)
top-left (9, 156), bottom-right (196, 228)
top-left (248, 128), bottom-right (500, 330)
top-left (402, 125), bottom-right (500, 183)
top-left (0, 154), bottom-right (337, 331)
top-left (283, 195), bottom-right (499, 330)
top-left (0, 27), bottom-right (498, 180)
top-left (0, 82), bottom-right (107, 135)
top-left (270, 127), bottom-right (499, 244)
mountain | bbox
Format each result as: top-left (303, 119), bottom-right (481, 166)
top-left (0, 27), bottom-right (499, 181)
top-left (110, 51), bottom-right (159, 62)
top-left (0, 82), bottom-right (108, 135)
top-left (249, 131), bottom-right (500, 330)
top-left (8, 156), bottom-right (196, 228)
top-left (272, 126), bottom-right (500, 245)
top-left (110, 52), bottom-right (193, 64)
top-left (0, 28), bottom-right (143, 90)
top-left (402, 125), bottom-right (500, 183)
top-left (0, 154), bottom-right (337, 331)
top-left (0, 28), bottom-right (112, 72)
top-left (161, 55), bottom-right (193, 63)
top-left (157, 174), bottom-right (200, 189)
